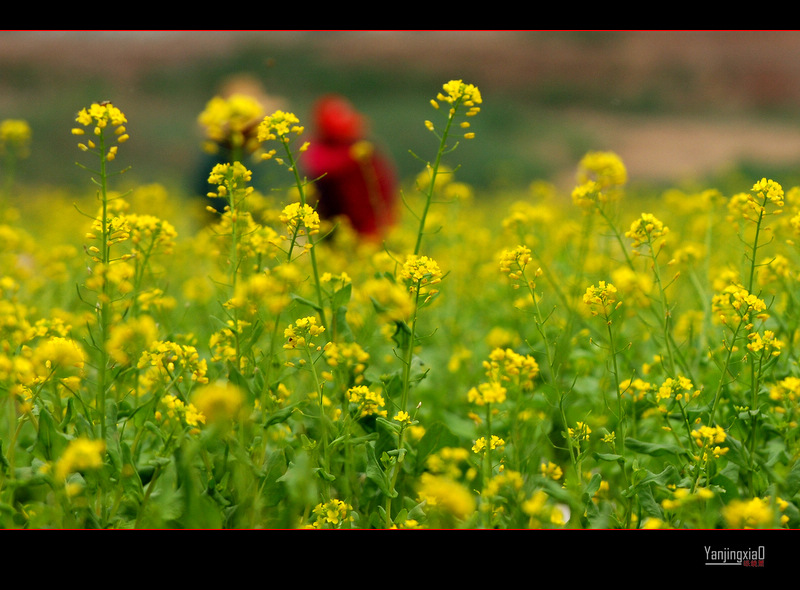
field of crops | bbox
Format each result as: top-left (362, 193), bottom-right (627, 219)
top-left (1, 78), bottom-right (800, 531)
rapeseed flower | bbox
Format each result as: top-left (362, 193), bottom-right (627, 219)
top-left (283, 316), bottom-right (325, 350)
top-left (279, 202), bottom-right (320, 238)
top-left (721, 497), bottom-right (775, 528)
top-left (72, 102), bottom-right (128, 159)
top-left (625, 212), bottom-right (669, 252)
top-left (467, 381), bottom-right (507, 406)
top-left (711, 284), bottom-right (768, 326)
top-left (472, 435), bottom-right (505, 454)
top-left (691, 424), bottom-right (729, 460)
top-left (347, 384), bottom-right (387, 418)
top-left (583, 281), bottom-right (622, 322)
top-left (198, 93), bottom-right (264, 154)
top-left (54, 437), bottom-right (106, 480)
top-left (576, 151), bottom-right (627, 190)
top-left (158, 394), bottom-right (206, 429)
top-left (309, 499), bottom-right (354, 529)
top-left (399, 254), bottom-right (443, 304)
top-left (206, 161), bottom-right (254, 203)
top-left (105, 314), bottom-right (159, 366)
top-left (416, 472), bottom-right (476, 520)
top-left (428, 80), bottom-right (482, 139)
top-left (0, 119), bottom-right (32, 159)
top-left (191, 381), bottom-right (245, 424)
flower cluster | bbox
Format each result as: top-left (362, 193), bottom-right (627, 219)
top-left (279, 202), bottom-right (320, 239)
top-left (347, 384), bottom-right (387, 418)
top-left (746, 329), bottom-right (784, 356)
top-left (691, 424), bottom-right (729, 460)
top-left (137, 341), bottom-right (210, 390)
top-left (655, 375), bottom-right (697, 404)
top-left (157, 394), bottom-right (206, 429)
top-left (711, 284), bottom-right (768, 326)
top-left (257, 110), bottom-right (307, 162)
top-left (198, 93), bottom-right (264, 154)
top-left (583, 281), bottom-right (622, 321)
top-left (625, 212), bottom-right (669, 251)
top-left (399, 254), bottom-right (443, 304)
top-left (568, 421), bottom-right (592, 442)
top-left (206, 161), bottom-right (254, 203)
top-left (191, 382), bottom-right (245, 424)
top-left (54, 437), bottom-right (106, 480)
top-left (472, 435), bottom-right (505, 454)
top-left (721, 497), bottom-right (776, 528)
top-left (467, 380), bottom-right (507, 406)
top-left (482, 347), bottom-right (540, 391)
top-left (0, 119), bottom-right (32, 159)
top-left (324, 340), bottom-right (370, 385)
top-left (576, 151), bottom-right (627, 190)
top-left (427, 80), bottom-right (482, 139)
top-left (283, 316), bottom-right (325, 350)
top-left (72, 102), bottom-right (129, 161)
top-left (499, 245), bottom-right (542, 290)
top-left (309, 499), bottom-right (354, 529)
top-left (416, 472), bottom-right (476, 521)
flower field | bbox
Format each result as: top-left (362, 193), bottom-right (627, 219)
top-left (1, 80), bottom-right (800, 530)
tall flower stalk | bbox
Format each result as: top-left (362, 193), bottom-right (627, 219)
top-left (258, 111), bottom-right (327, 330)
top-left (72, 102), bottom-right (130, 439)
top-left (413, 80), bottom-right (482, 256)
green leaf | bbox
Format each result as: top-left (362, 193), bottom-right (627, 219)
top-left (334, 305), bottom-right (354, 342)
top-left (290, 293), bottom-right (323, 312)
top-left (331, 281), bottom-right (352, 309)
top-left (413, 421), bottom-right (460, 474)
top-left (33, 406), bottom-right (68, 463)
top-left (594, 452), bottom-right (623, 462)
top-left (784, 458), bottom-right (800, 498)
top-left (366, 442), bottom-right (396, 498)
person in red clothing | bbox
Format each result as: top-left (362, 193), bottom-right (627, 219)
top-left (301, 94), bottom-right (398, 241)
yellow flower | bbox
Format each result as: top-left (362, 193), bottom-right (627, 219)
top-left (400, 254), bottom-right (443, 303)
top-left (198, 93), bottom-right (264, 151)
top-left (568, 421), bottom-right (592, 441)
top-left (106, 314), bottom-right (159, 366)
top-left (467, 381), bottom-right (508, 406)
top-left (394, 410), bottom-right (412, 424)
top-left (309, 499), bottom-right (354, 528)
top-left (206, 161), bottom-right (254, 203)
top-left (576, 151), bottom-right (627, 190)
top-left (33, 336), bottom-right (85, 372)
top-left (191, 382), bottom-right (245, 424)
top-left (625, 212), bottom-right (669, 251)
top-left (73, 102), bottom-right (128, 157)
top-left (0, 119), bottom-right (32, 158)
top-left (257, 110), bottom-right (304, 145)
top-left (416, 472), bottom-right (476, 520)
top-left (432, 80), bottom-right (482, 111)
top-left (55, 437), bottom-right (106, 480)
top-left (540, 461), bottom-right (563, 481)
top-left (283, 316), bottom-right (325, 350)
top-left (279, 201), bottom-right (320, 238)
top-left (347, 385), bottom-right (387, 418)
top-left (721, 497), bottom-right (775, 528)
top-left (472, 435), bottom-right (505, 454)
top-left (583, 281), bottom-right (621, 321)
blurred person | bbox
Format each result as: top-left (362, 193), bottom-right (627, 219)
top-left (195, 74), bottom-right (287, 212)
top-left (300, 94), bottom-right (398, 241)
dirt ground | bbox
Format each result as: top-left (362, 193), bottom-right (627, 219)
top-left (4, 30), bottom-right (800, 184)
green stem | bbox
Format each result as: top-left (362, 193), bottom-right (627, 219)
top-left (414, 99), bottom-right (461, 256)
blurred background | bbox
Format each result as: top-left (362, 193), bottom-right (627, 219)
top-left (4, 30), bottom-right (800, 198)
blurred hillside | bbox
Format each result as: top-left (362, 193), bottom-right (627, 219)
top-left (4, 30), bottom-right (800, 198)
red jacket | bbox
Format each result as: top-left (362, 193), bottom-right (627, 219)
top-left (301, 95), bottom-right (397, 239)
